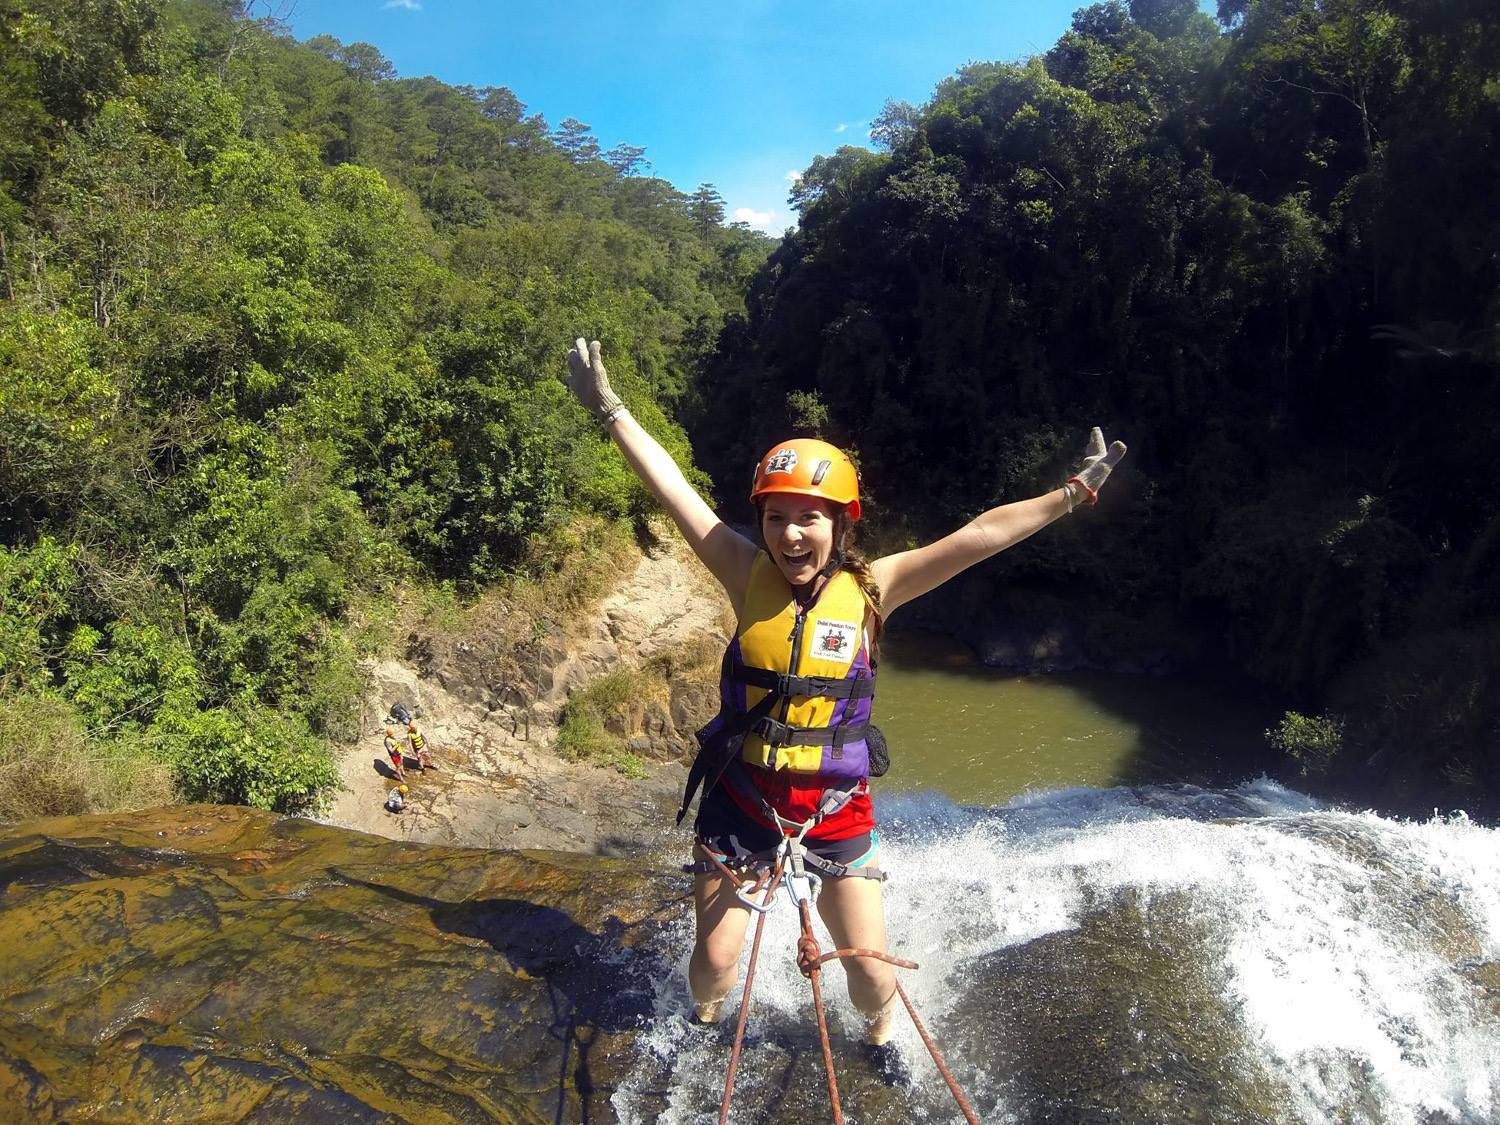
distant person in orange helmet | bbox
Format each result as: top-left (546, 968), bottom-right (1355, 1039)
top-left (564, 338), bottom-right (1127, 1070)
top-left (383, 726), bottom-right (407, 783)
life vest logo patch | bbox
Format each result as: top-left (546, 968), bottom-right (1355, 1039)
top-left (810, 619), bottom-right (858, 665)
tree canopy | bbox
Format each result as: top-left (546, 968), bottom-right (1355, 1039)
top-left (688, 0), bottom-right (1500, 812)
top-left (3, 0), bottom-right (1497, 816)
top-left (0, 0), bottom-right (771, 812)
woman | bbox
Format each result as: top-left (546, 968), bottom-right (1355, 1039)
top-left (564, 337), bottom-right (1125, 1055)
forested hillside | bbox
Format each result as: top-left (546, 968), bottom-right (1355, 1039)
top-left (0, 0), bottom-right (768, 814)
top-left (3, 0), bottom-right (1497, 819)
top-left (688, 0), bottom-right (1500, 813)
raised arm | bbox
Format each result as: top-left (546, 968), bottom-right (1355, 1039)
top-left (566, 339), bottom-right (757, 603)
top-left (871, 428), bottom-right (1127, 616)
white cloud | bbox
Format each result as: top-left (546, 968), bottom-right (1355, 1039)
top-left (733, 207), bottom-right (774, 231)
top-left (834, 123), bottom-right (849, 134)
top-left (383, 0), bottom-right (422, 10)
top-left (784, 169), bottom-right (802, 184)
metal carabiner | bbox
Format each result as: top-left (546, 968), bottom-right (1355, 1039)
top-left (782, 835), bottom-right (821, 908)
top-left (734, 837), bottom-right (791, 914)
top-left (735, 876), bottom-right (777, 914)
top-left (785, 868), bottom-right (822, 909)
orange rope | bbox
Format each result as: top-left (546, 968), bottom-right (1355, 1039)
top-left (716, 856), bottom-right (784, 1125)
top-left (704, 840), bottom-right (980, 1125)
top-left (893, 977), bottom-right (981, 1124)
top-left (798, 929), bottom-right (979, 1122)
top-left (797, 900), bottom-right (845, 1125)
top-left (814, 947), bottom-right (918, 971)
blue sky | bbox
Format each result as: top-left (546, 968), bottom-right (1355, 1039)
top-left (284, 2), bottom-right (1152, 234)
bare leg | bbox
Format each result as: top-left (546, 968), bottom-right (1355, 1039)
top-left (689, 843), bottom-right (754, 1020)
top-left (815, 855), bottom-right (898, 1044)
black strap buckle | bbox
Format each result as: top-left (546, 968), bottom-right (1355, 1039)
top-left (752, 716), bottom-right (795, 746)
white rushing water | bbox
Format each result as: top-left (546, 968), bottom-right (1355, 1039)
top-left (613, 779), bottom-right (1500, 1124)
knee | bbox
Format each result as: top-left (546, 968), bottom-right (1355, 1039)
top-left (845, 956), bottom-right (888, 986)
top-left (693, 929), bottom-right (745, 978)
top-left (842, 955), bottom-right (895, 998)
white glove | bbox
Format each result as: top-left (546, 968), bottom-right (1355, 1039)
top-left (565, 338), bottom-right (625, 424)
top-left (1066, 427), bottom-right (1127, 509)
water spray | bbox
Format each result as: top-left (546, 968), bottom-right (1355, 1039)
top-left (704, 832), bottom-right (980, 1124)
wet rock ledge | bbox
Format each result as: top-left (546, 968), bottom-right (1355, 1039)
top-left (0, 805), bottom-right (685, 1123)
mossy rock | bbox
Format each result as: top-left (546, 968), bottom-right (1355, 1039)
top-left (944, 887), bottom-right (1296, 1124)
top-left (0, 805), bottom-right (684, 1122)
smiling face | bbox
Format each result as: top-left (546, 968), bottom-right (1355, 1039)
top-left (760, 492), bottom-right (839, 590)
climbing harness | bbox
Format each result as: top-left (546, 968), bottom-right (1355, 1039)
top-left (695, 820), bottom-right (981, 1125)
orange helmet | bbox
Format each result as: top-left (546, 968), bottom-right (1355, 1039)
top-left (749, 439), bottom-right (861, 520)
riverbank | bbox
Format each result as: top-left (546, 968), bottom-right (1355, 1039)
top-left (320, 523), bottom-right (1491, 855)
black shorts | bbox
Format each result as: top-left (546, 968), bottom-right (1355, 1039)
top-left (694, 780), bottom-right (878, 872)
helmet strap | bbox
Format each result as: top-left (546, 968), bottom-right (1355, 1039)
top-left (815, 514), bottom-right (851, 581)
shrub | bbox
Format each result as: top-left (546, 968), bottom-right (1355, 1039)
top-left (159, 704), bottom-right (339, 814)
top-left (612, 751), bottom-right (648, 780)
top-left (1266, 711), bottom-right (1346, 777)
top-left (556, 667), bottom-right (649, 775)
top-left (0, 540), bottom-right (79, 694)
top-left (555, 711), bottom-right (615, 763)
top-left (556, 668), bottom-right (639, 760)
top-left (0, 694), bottom-right (174, 821)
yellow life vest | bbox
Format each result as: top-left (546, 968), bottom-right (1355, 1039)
top-left (733, 554), bottom-right (875, 775)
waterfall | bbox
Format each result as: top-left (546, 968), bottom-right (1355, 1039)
top-left (614, 779), bottom-right (1500, 1124)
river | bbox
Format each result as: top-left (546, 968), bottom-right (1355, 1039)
top-left (874, 630), bottom-right (1284, 806)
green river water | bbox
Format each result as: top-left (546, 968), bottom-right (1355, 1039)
top-left (874, 630), bottom-right (1284, 806)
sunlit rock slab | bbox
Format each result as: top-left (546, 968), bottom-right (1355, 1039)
top-left (0, 805), bottom-right (684, 1123)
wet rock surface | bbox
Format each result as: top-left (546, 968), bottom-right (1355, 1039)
top-left (0, 805), bottom-right (688, 1123)
top-left (0, 807), bottom-right (945, 1125)
top-left (947, 888), bottom-right (1295, 1125)
top-left (4, 794), bottom-right (1499, 1124)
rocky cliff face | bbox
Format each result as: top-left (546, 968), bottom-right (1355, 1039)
top-left (325, 533), bottom-right (730, 855)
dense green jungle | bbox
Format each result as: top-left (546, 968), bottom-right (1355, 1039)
top-left (0, 0), bottom-right (1496, 822)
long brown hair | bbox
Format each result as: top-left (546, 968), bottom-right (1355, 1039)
top-left (832, 508), bottom-right (883, 665)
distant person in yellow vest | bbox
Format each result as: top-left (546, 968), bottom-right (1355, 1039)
top-left (383, 727), bottom-right (407, 783)
top-left (564, 337), bottom-right (1126, 1066)
top-left (406, 721), bottom-right (435, 770)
